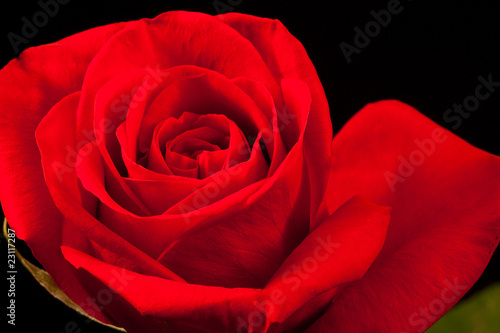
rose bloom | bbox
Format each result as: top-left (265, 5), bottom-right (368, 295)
top-left (0, 10), bottom-right (499, 333)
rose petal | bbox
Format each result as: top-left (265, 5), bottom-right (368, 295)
top-left (138, 112), bottom-right (234, 178)
top-left (36, 92), bottom-right (184, 282)
top-left (231, 76), bottom-right (287, 175)
top-left (60, 194), bottom-right (390, 333)
top-left (156, 77), bottom-right (319, 287)
top-left (0, 22), bottom-right (129, 324)
top-left (308, 100), bottom-right (500, 332)
top-left (76, 11), bottom-right (282, 145)
top-left (265, 195), bottom-right (390, 331)
top-left (129, 68), bottom-right (271, 156)
top-left (158, 132), bottom-right (311, 289)
top-left (61, 245), bottom-right (263, 333)
top-left (163, 131), bottom-right (269, 216)
top-left (218, 13), bottom-right (333, 224)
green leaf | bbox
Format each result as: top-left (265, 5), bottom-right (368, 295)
top-left (427, 282), bottom-right (500, 333)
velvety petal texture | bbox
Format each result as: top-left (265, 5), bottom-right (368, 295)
top-left (60, 195), bottom-right (390, 333)
top-left (0, 21), bottom-right (130, 324)
top-left (0, 8), bottom-right (498, 333)
top-left (1, 10), bottom-right (335, 330)
top-left (308, 100), bottom-right (500, 332)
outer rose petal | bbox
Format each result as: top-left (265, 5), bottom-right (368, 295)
top-left (308, 100), bottom-right (500, 332)
top-left (0, 22), bottom-right (129, 323)
top-left (264, 196), bottom-right (391, 332)
top-left (36, 93), bottom-right (184, 282)
top-left (60, 195), bottom-right (390, 333)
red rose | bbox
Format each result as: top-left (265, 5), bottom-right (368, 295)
top-left (0, 10), bottom-right (499, 333)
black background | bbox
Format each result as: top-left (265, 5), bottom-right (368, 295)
top-left (1, 0), bottom-right (499, 332)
